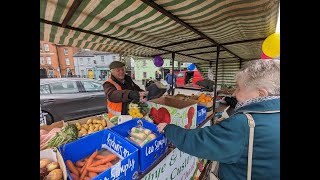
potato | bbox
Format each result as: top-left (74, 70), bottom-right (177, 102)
top-left (99, 125), bottom-right (104, 131)
top-left (93, 119), bottom-right (97, 124)
top-left (101, 120), bottom-right (107, 127)
top-left (40, 159), bottom-right (51, 168)
top-left (93, 126), bottom-right (99, 132)
top-left (89, 126), bottom-right (95, 131)
top-left (87, 130), bottom-right (94, 134)
top-left (82, 124), bottom-right (89, 130)
top-left (75, 123), bottom-right (81, 130)
top-left (80, 128), bottom-right (87, 134)
top-left (46, 162), bottom-right (59, 172)
top-left (81, 132), bottom-right (87, 136)
top-left (86, 119), bottom-right (93, 124)
top-left (78, 132), bottom-right (83, 137)
top-left (96, 120), bottom-right (102, 124)
top-left (45, 169), bottom-right (63, 180)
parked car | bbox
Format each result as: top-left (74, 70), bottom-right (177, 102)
top-left (40, 78), bottom-right (107, 124)
top-left (176, 70), bottom-right (204, 89)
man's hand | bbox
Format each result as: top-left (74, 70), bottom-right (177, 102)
top-left (129, 90), bottom-right (140, 102)
top-left (157, 123), bottom-right (168, 133)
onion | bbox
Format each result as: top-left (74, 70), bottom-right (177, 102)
top-left (40, 159), bottom-right (51, 168)
top-left (46, 162), bottom-right (59, 172)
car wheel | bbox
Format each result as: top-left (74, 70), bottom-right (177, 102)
top-left (43, 111), bottom-right (54, 125)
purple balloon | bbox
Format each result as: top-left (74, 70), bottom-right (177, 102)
top-left (153, 56), bottom-right (164, 67)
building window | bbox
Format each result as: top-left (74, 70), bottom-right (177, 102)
top-left (112, 55), bottom-right (116, 60)
top-left (44, 43), bottom-right (49, 52)
top-left (65, 58), bottom-right (70, 66)
top-left (101, 56), bottom-right (104, 63)
top-left (143, 60), bottom-right (147, 66)
top-left (87, 58), bottom-right (91, 65)
top-left (40, 57), bottom-right (45, 64)
top-left (40, 43), bottom-right (42, 52)
top-left (64, 48), bottom-right (68, 55)
top-left (143, 72), bottom-right (147, 78)
top-left (46, 56), bottom-right (52, 65)
top-left (79, 58), bottom-right (83, 65)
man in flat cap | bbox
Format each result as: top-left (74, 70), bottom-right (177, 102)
top-left (103, 61), bottom-right (146, 118)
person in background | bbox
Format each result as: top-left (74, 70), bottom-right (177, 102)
top-left (103, 61), bottom-right (146, 118)
top-left (165, 69), bottom-right (177, 95)
top-left (157, 59), bottom-right (280, 180)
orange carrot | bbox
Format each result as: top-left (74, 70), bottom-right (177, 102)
top-left (83, 177), bottom-right (90, 180)
top-left (80, 150), bottom-right (98, 180)
top-left (77, 167), bottom-right (82, 172)
top-left (90, 154), bottom-right (117, 167)
top-left (87, 164), bottom-right (112, 173)
top-left (76, 160), bottom-right (85, 167)
top-left (70, 172), bottom-right (79, 180)
top-left (95, 155), bottom-right (108, 159)
top-left (88, 171), bottom-right (98, 178)
top-left (66, 160), bottom-right (79, 176)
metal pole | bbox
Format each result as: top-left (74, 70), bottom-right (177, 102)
top-left (212, 46), bottom-right (220, 118)
top-left (171, 52), bottom-right (175, 96)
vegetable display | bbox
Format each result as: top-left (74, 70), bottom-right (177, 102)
top-left (40, 128), bottom-right (62, 150)
top-left (40, 158), bottom-right (63, 180)
top-left (75, 118), bottom-right (107, 137)
top-left (47, 124), bottom-right (78, 148)
top-left (128, 102), bottom-right (149, 118)
top-left (128, 127), bottom-right (157, 146)
top-left (65, 150), bottom-right (118, 180)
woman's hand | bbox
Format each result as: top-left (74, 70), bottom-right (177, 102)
top-left (157, 123), bottom-right (168, 133)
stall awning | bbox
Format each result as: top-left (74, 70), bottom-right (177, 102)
top-left (40, 0), bottom-right (279, 83)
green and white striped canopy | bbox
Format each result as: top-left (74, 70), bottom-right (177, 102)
top-left (40, 0), bottom-right (279, 84)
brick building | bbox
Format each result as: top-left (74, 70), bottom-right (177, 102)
top-left (40, 41), bottom-right (79, 78)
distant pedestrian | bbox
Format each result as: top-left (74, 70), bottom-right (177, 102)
top-left (165, 69), bottom-right (177, 95)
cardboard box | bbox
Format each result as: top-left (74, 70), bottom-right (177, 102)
top-left (148, 96), bottom-right (198, 129)
top-left (40, 147), bottom-right (67, 180)
top-left (59, 129), bottom-right (139, 180)
top-left (110, 119), bottom-right (168, 173)
top-left (196, 105), bottom-right (207, 126)
top-left (40, 120), bottom-right (66, 131)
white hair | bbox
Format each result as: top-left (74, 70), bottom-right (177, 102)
top-left (236, 59), bottom-right (280, 95)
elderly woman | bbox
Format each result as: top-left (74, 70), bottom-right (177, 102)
top-left (157, 59), bottom-right (280, 180)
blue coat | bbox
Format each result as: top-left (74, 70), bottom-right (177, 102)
top-left (163, 98), bottom-right (280, 180)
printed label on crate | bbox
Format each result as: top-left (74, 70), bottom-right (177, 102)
top-left (110, 158), bottom-right (136, 179)
top-left (141, 148), bottom-right (198, 180)
top-left (106, 133), bottom-right (131, 158)
top-left (145, 136), bottom-right (167, 157)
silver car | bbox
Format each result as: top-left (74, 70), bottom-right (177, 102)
top-left (40, 78), bottom-right (107, 124)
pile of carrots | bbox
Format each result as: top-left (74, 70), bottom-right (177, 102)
top-left (66, 150), bottom-right (118, 180)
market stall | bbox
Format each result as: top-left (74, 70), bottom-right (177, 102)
top-left (40, 0), bottom-right (280, 179)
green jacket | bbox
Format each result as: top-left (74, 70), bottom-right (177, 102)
top-left (163, 98), bottom-right (280, 180)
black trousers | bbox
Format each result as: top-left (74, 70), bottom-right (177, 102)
top-left (167, 86), bottom-right (175, 95)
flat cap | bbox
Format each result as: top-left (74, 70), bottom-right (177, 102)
top-left (109, 61), bottom-right (125, 69)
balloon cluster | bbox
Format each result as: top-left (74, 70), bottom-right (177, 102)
top-left (261, 33), bottom-right (280, 60)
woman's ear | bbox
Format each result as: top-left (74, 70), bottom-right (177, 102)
top-left (258, 88), bottom-right (269, 97)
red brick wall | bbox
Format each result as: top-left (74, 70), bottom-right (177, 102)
top-left (57, 46), bottom-right (76, 77)
top-left (40, 41), bottom-right (60, 77)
